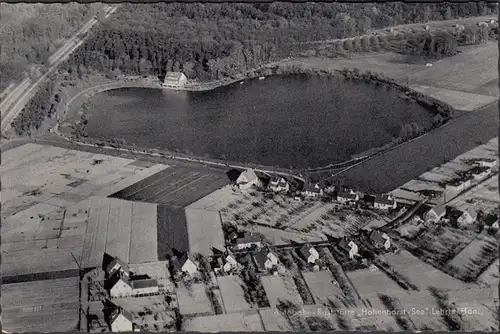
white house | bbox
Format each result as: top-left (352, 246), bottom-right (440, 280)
top-left (109, 277), bottom-right (159, 298)
top-left (268, 176), bottom-right (289, 193)
top-left (457, 208), bottom-right (478, 227)
top-left (336, 188), bottom-right (359, 204)
top-left (476, 158), bottom-right (498, 168)
top-left (236, 169), bottom-right (263, 190)
top-left (424, 205), bottom-right (446, 223)
top-left (369, 230), bottom-right (391, 250)
top-left (110, 277), bottom-right (133, 298)
top-left (302, 183), bottom-right (324, 198)
top-left (374, 194), bottom-right (397, 211)
top-left (223, 253), bottom-right (239, 273)
top-left (108, 307), bottom-right (134, 332)
top-left (106, 256), bottom-right (130, 279)
top-left (253, 250), bottom-right (279, 271)
top-left (173, 253), bottom-right (199, 276)
top-left (348, 241), bottom-right (359, 259)
top-left (162, 72), bottom-right (187, 89)
top-left (299, 244), bottom-right (320, 263)
top-left (233, 233), bottom-right (262, 250)
top-left (492, 220), bottom-right (499, 229)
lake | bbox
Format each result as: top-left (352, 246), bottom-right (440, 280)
top-left (85, 74), bottom-right (436, 169)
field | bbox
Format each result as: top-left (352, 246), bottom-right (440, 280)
top-left (183, 311), bottom-right (264, 332)
top-left (79, 196), bottom-right (158, 268)
top-left (478, 259), bottom-right (499, 285)
top-left (187, 185), bottom-right (242, 211)
top-left (260, 275), bottom-right (303, 308)
top-left (1, 277), bottom-right (80, 332)
top-left (302, 270), bottom-right (343, 304)
top-left (258, 308), bottom-right (293, 331)
top-left (217, 275), bottom-right (253, 313)
top-left (347, 268), bottom-right (407, 301)
top-left (156, 205), bottom-right (189, 260)
top-left (381, 250), bottom-right (471, 291)
top-left (447, 232), bottom-right (498, 279)
top-left (176, 283), bottom-right (213, 316)
top-left (242, 224), bottom-right (326, 246)
top-left (185, 208), bottom-right (225, 255)
top-left (410, 85), bottom-right (498, 112)
top-left (109, 165), bottom-right (229, 208)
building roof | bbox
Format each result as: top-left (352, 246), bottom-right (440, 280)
top-left (461, 208), bottom-right (478, 220)
top-left (299, 244), bottom-right (315, 259)
top-left (369, 230), bottom-right (386, 244)
top-left (164, 72), bottom-right (185, 83)
top-left (236, 233), bottom-right (261, 244)
top-left (253, 251), bottom-right (270, 270)
top-left (374, 194), bottom-right (395, 205)
top-left (337, 188), bottom-right (357, 200)
top-left (338, 238), bottom-right (349, 251)
top-left (429, 205), bottom-right (446, 217)
top-left (109, 306), bottom-right (134, 324)
top-left (468, 166), bottom-right (490, 175)
top-left (269, 176), bottom-right (288, 187)
top-left (303, 182), bottom-right (322, 193)
top-left (130, 278), bottom-right (158, 290)
top-left (237, 169), bottom-right (259, 184)
top-left (172, 252), bottom-right (197, 271)
top-left (106, 256), bottom-right (129, 275)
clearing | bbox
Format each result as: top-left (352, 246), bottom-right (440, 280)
top-left (217, 275), bottom-right (253, 313)
top-left (260, 275), bottom-right (303, 308)
top-left (176, 283), bottom-right (213, 316)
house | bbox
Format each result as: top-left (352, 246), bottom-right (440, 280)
top-left (475, 159), bottom-right (497, 168)
top-left (454, 23), bottom-right (465, 31)
top-left (268, 176), bottom-right (290, 193)
top-left (233, 233), bottom-right (262, 250)
top-left (468, 166), bottom-right (491, 181)
top-left (106, 256), bottom-right (130, 279)
top-left (348, 241), bottom-right (359, 259)
top-left (162, 72), bottom-right (187, 88)
top-left (109, 277), bottom-right (159, 298)
top-left (172, 253), bottom-right (199, 276)
top-left (223, 253), bottom-right (239, 273)
top-left (424, 205), bottom-right (446, 223)
top-left (374, 194), bottom-right (397, 211)
top-left (302, 182), bottom-right (324, 198)
top-left (236, 168), bottom-right (263, 190)
top-left (299, 244), bottom-right (320, 264)
top-left (253, 249), bottom-right (279, 271)
top-left (336, 188), bottom-right (359, 204)
top-left (457, 208), bottom-right (478, 227)
top-left (369, 230), bottom-right (391, 250)
top-left (492, 220), bottom-right (499, 229)
top-left (108, 306), bottom-right (134, 332)
top-left (445, 178), bottom-right (471, 193)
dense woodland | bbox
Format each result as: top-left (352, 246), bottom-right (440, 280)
top-left (65, 2), bottom-right (498, 80)
top-left (0, 3), bottom-right (102, 91)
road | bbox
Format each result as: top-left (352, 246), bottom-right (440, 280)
top-left (0, 5), bottom-right (119, 135)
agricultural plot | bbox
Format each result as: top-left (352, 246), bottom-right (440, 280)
top-left (176, 283), bottom-right (213, 316)
top-left (129, 261), bottom-right (171, 279)
top-left (395, 290), bottom-right (448, 331)
top-left (183, 311), bottom-right (264, 332)
top-left (382, 250), bottom-right (470, 291)
top-left (80, 196), bottom-right (158, 268)
top-left (1, 277), bottom-right (79, 332)
top-left (260, 275), bottom-right (303, 308)
top-left (243, 224), bottom-right (326, 246)
top-left (389, 188), bottom-right (423, 203)
top-left (302, 270), bottom-right (343, 304)
top-left (418, 170), bottom-right (453, 183)
top-left (258, 308), bottom-right (293, 331)
top-left (156, 205), bottom-right (189, 260)
top-left (185, 208), bottom-right (225, 255)
top-left (347, 268), bottom-right (407, 301)
top-left (109, 166), bottom-right (229, 208)
top-left (402, 179), bottom-right (444, 193)
top-left (186, 185), bottom-right (239, 211)
top-left (447, 232), bottom-right (498, 279)
top-left (217, 275), bottom-right (253, 313)
top-left (448, 287), bottom-right (498, 331)
top-left (2, 248), bottom-right (79, 277)
top-left (478, 259), bottom-right (499, 285)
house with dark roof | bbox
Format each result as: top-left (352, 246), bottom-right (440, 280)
top-left (236, 168), bottom-right (263, 190)
top-left (424, 205), bottom-right (446, 223)
top-left (233, 233), bottom-right (262, 250)
top-left (369, 230), bottom-right (391, 250)
top-left (107, 306), bottom-right (134, 332)
top-left (171, 253), bottom-right (198, 276)
top-left (302, 182), bottom-right (324, 198)
top-left (299, 244), bottom-right (319, 263)
top-left (373, 194), bottom-right (397, 211)
top-left (268, 176), bottom-right (290, 193)
top-left (253, 249), bottom-right (279, 272)
top-left (162, 72), bottom-right (187, 88)
top-left (105, 256), bottom-right (130, 279)
top-left (336, 188), bottom-right (359, 204)
top-left (109, 276), bottom-right (159, 298)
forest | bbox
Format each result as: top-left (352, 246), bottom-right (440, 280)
top-left (64, 2), bottom-right (498, 80)
top-left (0, 3), bottom-right (102, 91)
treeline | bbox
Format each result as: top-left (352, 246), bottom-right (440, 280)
top-left (65, 2), bottom-right (498, 81)
top-left (11, 74), bottom-right (60, 135)
top-left (0, 3), bottom-right (103, 91)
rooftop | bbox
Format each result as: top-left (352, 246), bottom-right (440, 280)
top-left (374, 194), bottom-right (395, 205)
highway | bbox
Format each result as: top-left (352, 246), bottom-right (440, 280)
top-left (0, 5), bottom-right (119, 135)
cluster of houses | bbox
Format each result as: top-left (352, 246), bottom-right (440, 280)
top-left (422, 203), bottom-right (498, 230)
top-left (444, 159), bottom-right (496, 194)
top-left (234, 168), bottom-right (398, 211)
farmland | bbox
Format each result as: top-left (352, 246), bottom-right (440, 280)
top-left (183, 311), bottom-right (264, 332)
top-left (260, 275), bottom-right (303, 308)
top-left (185, 208), bottom-right (225, 255)
top-left (217, 275), bottom-right (253, 313)
top-left (1, 277), bottom-right (80, 332)
top-left (176, 283), bottom-right (213, 316)
top-left (478, 259), bottom-right (499, 285)
top-left (301, 270), bottom-right (343, 304)
top-left (109, 165), bottom-right (229, 208)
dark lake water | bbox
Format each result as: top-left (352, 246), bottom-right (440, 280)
top-left (85, 75), bottom-right (435, 169)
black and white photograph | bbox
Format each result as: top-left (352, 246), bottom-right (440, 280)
top-left (0, 0), bottom-right (499, 332)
